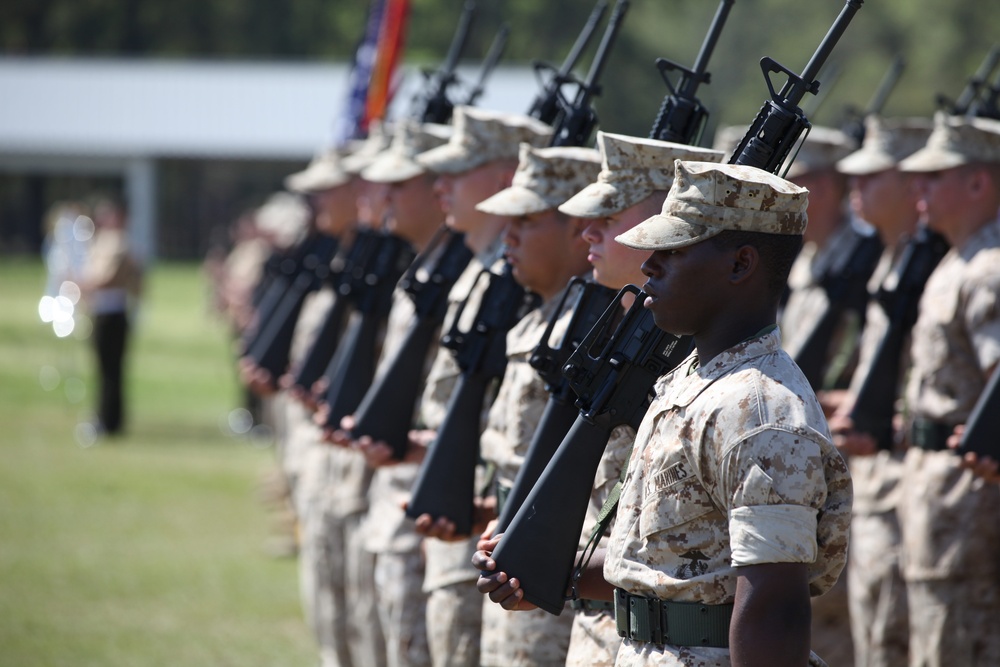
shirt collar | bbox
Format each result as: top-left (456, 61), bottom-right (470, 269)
top-left (661, 327), bottom-right (784, 409)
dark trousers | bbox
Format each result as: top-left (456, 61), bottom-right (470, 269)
top-left (92, 311), bottom-right (129, 434)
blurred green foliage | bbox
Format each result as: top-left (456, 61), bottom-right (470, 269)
top-left (2, 0), bottom-right (999, 139)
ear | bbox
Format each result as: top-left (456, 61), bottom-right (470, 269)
top-left (729, 244), bottom-right (758, 285)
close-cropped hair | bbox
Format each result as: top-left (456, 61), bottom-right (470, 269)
top-left (709, 229), bottom-right (803, 295)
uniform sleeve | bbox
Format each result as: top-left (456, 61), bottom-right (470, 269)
top-left (721, 427), bottom-right (827, 568)
top-left (963, 276), bottom-right (1000, 376)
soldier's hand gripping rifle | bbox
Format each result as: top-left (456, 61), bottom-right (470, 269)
top-left (463, 23), bottom-right (511, 108)
top-left (244, 234), bottom-right (340, 383)
top-left (492, 278), bottom-right (617, 534)
top-left (792, 227), bottom-right (882, 391)
top-left (350, 227), bottom-right (474, 459)
top-left (412, 1), bottom-right (477, 124)
top-left (490, 0), bottom-right (866, 615)
top-left (549, 0), bottom-right (630, 148)
top-left (526, 0), bottom-right (609, 126)
top-left (848, 227), bottom-right (949, 449)
top-left (937, 44), bottom-right (1000, 116)
top-left (289, 228), bottom-right (380, 396)
top-left (649, 0), bottom-right (734, 144)
top-left (319, 231), bottom-right (416, 429)
top-left (405, 263), bottom-right (538, 535)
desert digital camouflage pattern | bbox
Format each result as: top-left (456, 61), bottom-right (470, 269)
top-left (478, 284), bottom-right (585, 667)
top-left (285, 149), bottom-right (353, 194)
top-left (615, 161), bottom-right (808, 252)
top-left (900, 112), bottom-right (1000, 173)
top-left (476, 144), bottom-right (601, 217)
top-left (837, 116), bottom-right (934, 176)
top-left (362, 121), bottom-right (453, 184)
top-left (417, 106), bottom-right (552, 175)
top-left (559, 132), bottom-right (724, 219)
top-left (604, 330), bottom-right (852, 667)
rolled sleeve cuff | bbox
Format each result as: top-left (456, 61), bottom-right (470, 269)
top-left (729, 504), bottom-right (818, 567)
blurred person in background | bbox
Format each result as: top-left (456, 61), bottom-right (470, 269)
top-left (79, 197), bottom-right (144, 437)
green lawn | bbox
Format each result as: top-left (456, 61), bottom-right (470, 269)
top-left (0, 258), bottom-right (316, 667)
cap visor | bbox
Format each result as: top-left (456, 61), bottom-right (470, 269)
top-left (476, 186), bottom-right (553, 217)
top-left (615, 213), bottom-right (719, 250)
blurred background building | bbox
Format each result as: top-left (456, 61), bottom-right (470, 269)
top-left (1, 0), bottom-right (998, 260)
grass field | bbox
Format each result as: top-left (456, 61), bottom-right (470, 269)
top-left (0, 258), bottom-right (316, 667)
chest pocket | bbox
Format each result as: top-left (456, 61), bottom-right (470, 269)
top-left (638, 459), bottom-right (718, 540)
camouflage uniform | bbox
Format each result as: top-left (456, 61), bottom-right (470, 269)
top-left (898, 223), bottom-right (1000, 667)
top-left (362, 287), bottom-right (432, 667)
top-left (603, 332), bottom-right (852, 667)
top-left (558, 133), bottom-right (725, 667)
top-left (843, 247), bottom-right (910, 667)
top-left (834, 116), bottom-right (935, 667)
top-left (284, 150), bottom-right (388, 667)
top-left (419, 247), bottom-right (499, 667)
top-left (606, 161), bottom-right (853, 667)
top-left (356, 120), bottom-right (467, 667)
top-left (413, 111), bottom-right (561, 667)
top-left (893, 114), bottom-right (1000, 667)
top-left (293, 286), bottom-right (385, 667)
top-left (478, 292), bottom-right (579, 667)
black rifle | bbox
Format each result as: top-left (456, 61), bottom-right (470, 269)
top-left (937, 45), bottom-right (1000, 116)
top-left (491, 0), bottom-right (866, 615)
top-left (958, 365), bottom-right (1000, 460)
top-left (527, 0), bottom-right (609, 126)
top-left (241, 232), bottom-right (327, 354)
top-left (464, 23), bottom-right (511, 107)
top-left (320, 232), bottom-right (416, 429)
top-left (490, 286), bottom-right (693, 614)
top-left (848, 227), bottom-right (949, 449)
top-left (648, 0), bottom-right (734, 144)
top-left (840, 55), bottom-right (906, 145)
top-left (244, 234), bottom-right (340, 382)
top-left (289, 228), bottom-right (380, 395)
top-left (730, 0), bottom-right (865, 174)
top-left (792, 227), bottom-right (882, 391)
top-left (968, 60), bottom-right (1000, 120)
top-left (405, 263), bottom-right (538, 535)
top-left (549, 0), bottom-right (629, 147)
top-left (413, 1), bottom-right (477, 123)
top-left (492, 278), bottom-right (618, 535)
top-left (350, 228), bottom-right (474, 459)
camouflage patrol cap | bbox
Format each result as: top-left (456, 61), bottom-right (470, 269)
top-left (284, 150), bottom-right (351, 194)
top-left (361, 121), bottom-right (453, 184)
top-left (615, 160), bottom-right (809, 251)
top-left (255, 191), bottom-right (311, 249)
top-left (837, 116), bottom-right (934, 175)
top-left (342, 121), bottom-right (393, 175)
top-left (474, 144), bottom-right (601, 216)
top-left (416, 106), bottom-right (553, 174)
top-left (783, 126), bottom-right (856, 178)
top-left (899, 112), bottom-right (1000, 172)
top-left (558, 132), bottom-right (725, 218)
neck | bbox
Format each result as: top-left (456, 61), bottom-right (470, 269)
top-left (942, 209), bottom-right (997, 250)
top-left (464, 216), bottom-right (505, 255)
top-left (694, 306), bottom-right (776, 366)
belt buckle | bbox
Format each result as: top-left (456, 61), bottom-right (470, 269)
top-left (614, 589), bottom-right (629, 637)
